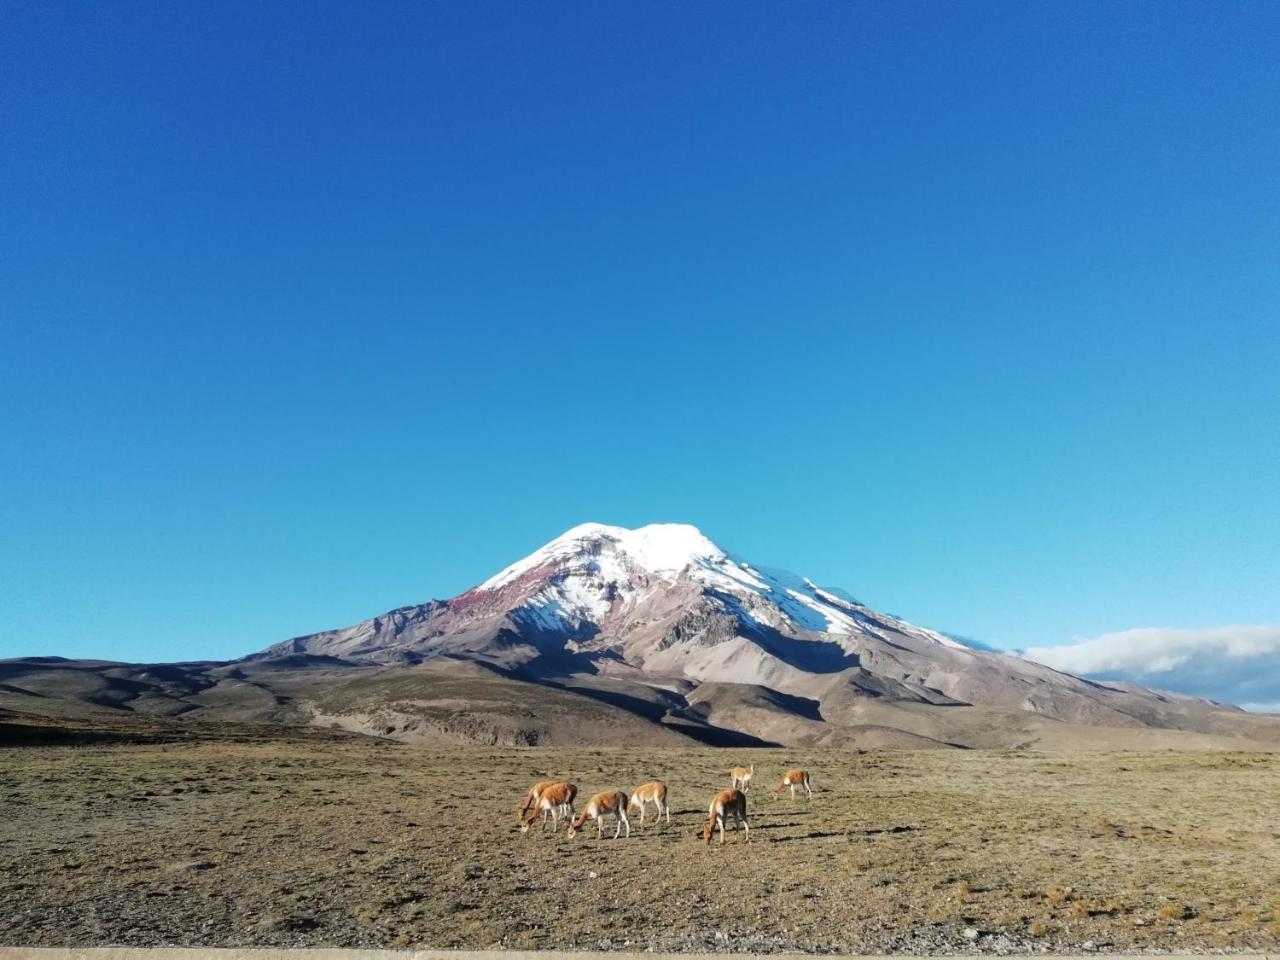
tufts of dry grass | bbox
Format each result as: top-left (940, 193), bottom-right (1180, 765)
top-left (1156, 902), bottom-right (1193, 921)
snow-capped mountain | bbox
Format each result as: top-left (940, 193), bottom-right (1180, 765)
top-left (259, 522), bottom-right (1246, 742)
top-left (8, 522), bottom-right (1275, 750)
top-left (476, 522), bottom-right (967, 650)
top-left (263, 522), bottom-right (966, 674)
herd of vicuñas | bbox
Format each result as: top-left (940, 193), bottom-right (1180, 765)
top-left (518, 765), bottom-right (813, 844)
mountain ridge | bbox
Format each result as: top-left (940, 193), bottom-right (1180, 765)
top-left (4, 522), bottom-right (1276, 750)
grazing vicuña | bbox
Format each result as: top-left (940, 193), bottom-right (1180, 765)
top-left (628, 780), bottom-right (670, 825)
top-left (568, 789), bottom-right (630, 840)
top-left (519, 781), bottom-right (576, 833)
top-left (703, 787), bottom-right (749, 845)
top-left (517, 779), bottom-right (557, 822)
top-left (771, 768), bottom-right (812, 800)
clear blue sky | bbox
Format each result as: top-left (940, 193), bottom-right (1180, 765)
top-left (2, 1), bottom-right (1277, 664)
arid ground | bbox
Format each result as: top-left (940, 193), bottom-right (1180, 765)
top-left (3, 726), bottom-right (1279, 954)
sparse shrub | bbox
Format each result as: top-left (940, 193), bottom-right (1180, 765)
top-left (954, 880), bottom-right (972, 899)
top-left (1157, 902), bottom-right (1191, 921)
top-left (1028, 919), bottom-right (1051, 938)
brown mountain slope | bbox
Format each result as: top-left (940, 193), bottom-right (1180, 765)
top-left (4, 651), bottom-right (1278, 751)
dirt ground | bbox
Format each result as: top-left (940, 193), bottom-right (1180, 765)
top-left (2, 736), bottom-right (1279, 954)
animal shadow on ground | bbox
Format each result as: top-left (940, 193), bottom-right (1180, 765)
top-left (770, 830), bottom-right (844, 842)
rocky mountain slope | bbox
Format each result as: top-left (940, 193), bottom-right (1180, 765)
top-left (6, 523), bottom-right (1279, 749)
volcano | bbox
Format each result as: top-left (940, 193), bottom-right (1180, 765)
top-left (5, 523), bottom-right (1278, 749)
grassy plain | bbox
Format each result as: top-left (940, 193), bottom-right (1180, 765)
top-left (2, 733), bottom-right (1279, 953)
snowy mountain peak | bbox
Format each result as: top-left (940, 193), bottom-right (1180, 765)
top-left (610, 523), bottom-right (726, 572)
top-left (461, 521), bottom-right (972, 665)
top-left (477, 522), bottom-right (726, 592)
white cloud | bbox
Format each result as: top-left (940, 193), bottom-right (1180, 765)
top-left (1023, 625), bottom-right (1280, 709)
top-left (1025, 625), bottom-right (1280, 674)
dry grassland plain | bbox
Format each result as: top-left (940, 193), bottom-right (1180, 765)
top-left (2, 736), bottom-right (1279, 954)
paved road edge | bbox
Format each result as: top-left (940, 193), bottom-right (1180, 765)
top-left (0, 950), bottom-right (1274, 960)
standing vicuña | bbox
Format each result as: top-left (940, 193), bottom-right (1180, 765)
top-left (703, 788), bottom-right (749, 845)
top-left (568, 790), bottom-right (631, 839)
top-left (520, 781), bottom-right (577, 833)
top-left (770, 769), bottom-right (812, 800)
top-left (628, 781), bottom-right (670, 825)
top-left (730, 763), bottom-right (754, 792)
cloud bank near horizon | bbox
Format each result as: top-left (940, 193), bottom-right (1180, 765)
top-left (1023, 625), bottom-right (1280, 713)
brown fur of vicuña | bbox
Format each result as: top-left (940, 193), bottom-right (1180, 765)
top-left (628, 780), bottom-right (669, 824)
top-left (569, 789), bottom-right (631, 839)
top-left (518, 779), bottom-right (556, 820)
top-left (770, 769), bottom-right (812, 799)
top-left (520, 781), bottom-right (577, 832)
top-left (703, 788), bottom-right (749, 845)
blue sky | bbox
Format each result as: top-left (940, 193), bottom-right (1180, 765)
top-left (2, 2), bottom-right (1277, 701)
